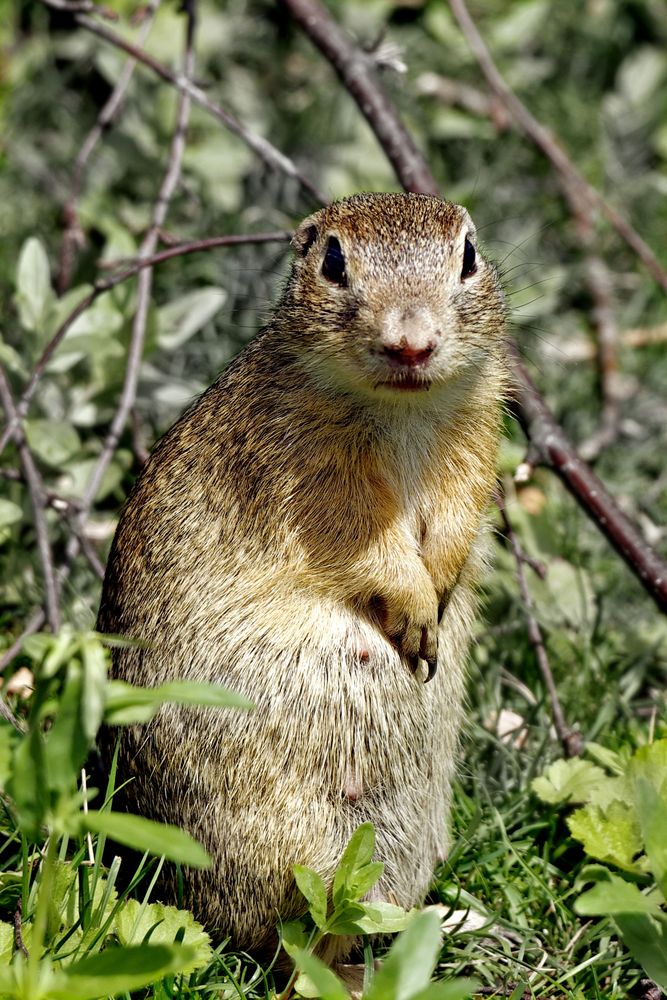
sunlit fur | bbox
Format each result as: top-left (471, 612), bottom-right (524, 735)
top-left (97, 192), bottom-right (508, 961)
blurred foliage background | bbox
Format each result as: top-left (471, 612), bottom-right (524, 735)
top-left (1, 0), bottom-right (667, 994)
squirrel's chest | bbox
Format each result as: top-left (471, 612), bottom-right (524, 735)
top-left (380, 417), bottom-right (440, 535)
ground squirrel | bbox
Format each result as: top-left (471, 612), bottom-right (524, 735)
top-left (97, 192), bottom-right (507, 960)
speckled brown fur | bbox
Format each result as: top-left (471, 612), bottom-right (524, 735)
top-left (97, 192), bottom-right (507, 960)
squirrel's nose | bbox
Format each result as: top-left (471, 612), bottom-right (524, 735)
top-left (383, 341), bottom-right (437, 367)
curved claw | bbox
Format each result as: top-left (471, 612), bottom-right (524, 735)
top-left (424, 657), bottom-right (437, 683)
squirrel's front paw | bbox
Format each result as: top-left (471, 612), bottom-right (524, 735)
top-left (373, 589), bottom-right (439, 681)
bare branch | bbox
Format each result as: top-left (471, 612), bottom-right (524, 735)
top-left (448, 0), bottom-right (667, 293)
top-left (496, 489), bottom-right (582, 757)
top-left (57, 0), bottom-right (162, 293)
top-left (0, 611), bottom-right (46, 674)
top-left (0, 370), bottom-right (60, 632)
top-left (281, 0), bottom-right (439, 197)
top-left (74, 12), bottom-right (326, 205)
top-left (508, 340), bottom-right (667, 614)
top-left (0, 232), bottom-right (290, 460)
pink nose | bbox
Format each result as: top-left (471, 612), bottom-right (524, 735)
top-left (383, 341), bottom-right (436, 367)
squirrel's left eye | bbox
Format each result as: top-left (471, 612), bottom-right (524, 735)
top-left (461, 238), bottom-right (477, 280)
top-left (322, 237), bottom-right (347, 287)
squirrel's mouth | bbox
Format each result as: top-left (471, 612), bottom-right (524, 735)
top-left (374, 371), bottom-right (433, 392)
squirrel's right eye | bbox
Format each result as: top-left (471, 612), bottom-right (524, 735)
top-left (322, 237), bottom-right (347, 287)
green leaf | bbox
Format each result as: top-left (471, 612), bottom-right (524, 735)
top-left (347, 861), bottom-right (384, 901)
top-left (0, 920), bottom-right (14, 965)
top-left (568, 800), bottom-right (643, 872)
top-left (76, 810), bottom-right (211, 868)
top-left (332, 823), bottom-right (375, 906)
top-left (7, 726), bottom-right (47, 836)
top-left (45, 662), bottom-right (90, 794)
top-left (104, 678), bottom-right (253, 725)
top-left (113, 899), bottom-right (212, 970)
top-left (634, 777), bottom-right (667, 896)
top-left (292, 948), bottom-right (349, 1000)
top-left (0, 499), bottom-right (22, 530)
top-left (279, 918), bottom-right (309, 958)
top-left (80, 636), bottom-right (108, 742)
top-left (324, 901), bottom-right (368, 935)
top-left (353, 900), bottom-right (410, 934)
top-left (365, 910), bottom-right (441, 1000)
top-left (613, 911), bottom-right (667, 992)
top-left (157, 287), bottom-right (226, 350)
top-left (575, 873), bottom-right (663, 917)
top-left (25, 419), bottom-right (81, 468)
top-left (15, 236), bottom-right (53, 333)
top-left (0, 724), bottom-right (17, 789)
top-left (532, 758), bottom-right (608, 805)
top-left (294, 864), bottom-right (328, 929)
top-left (46, 943), bottom-right (198, 999)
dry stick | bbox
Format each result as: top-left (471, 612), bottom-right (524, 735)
top-left (496, 490), bottom-right (582, 758)
top-left (74, 13), bottom-right (326, 207)
top-left (68, 0), bottom-right (198, 543)
top-left (57, 0), bottom-right (162, 293)
top-left (0, 611), bottom-right (46, 674)
top-left (448, 0), bottom-right (667, 294)
top-left (0, 370), bottom-right (60, 632)
top-left (283, 0), bottom-right (667, 616)
top-left (281, 0), bottom-right (439, 197)
top-left (0, 232), bottom-right (290, 461)
top-left (508, 341), bottom-right (667, 614)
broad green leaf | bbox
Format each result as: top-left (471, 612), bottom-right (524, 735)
top-left (292, 948), bottom-right (349, 1000)
top-left (634, 777), bottom-right (667, 896)
top-left (0, 920), bottom-right (14, 965)
top-left (104, 678), bottom-right (252, 725)
top-left (576, 873), bottom-right (663, 917)
top-left (0, 499), bottom-right (22, 530)
top-left (324, 901), bottom-right (368, 935)
top-left (0, 724), bottom-right (16, 789)
top-left (294, 864), bottom-right (328, 929)
top-left (113, 899), bottom-right (212, 970)
top-left (332, 823), bottom-right (375, 905)
top-left (15, 236), bottom-right (53, 332)
top-left (365, 910), bottom-right (441, 1000)
top-left (614, 911), bottom-right (667, 992)
top-left (279, 918), bottom-right (309, 958)
top-left (568, 800), bottom-right (643, 872)
top-left (46, 942), bottom-right (198, 999)
top-left (157, 287), bottom-right (226, 350)
top-left (353, 900), bottom-right (410, 934)
top-left (77, 810), bottom-right (211, 868)
top-left (532, 758), bottom-right (609, 805)
top-left (25, 419), bottom-right (81, 468)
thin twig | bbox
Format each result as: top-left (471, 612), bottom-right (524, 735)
top-left (57, 0), bottom-right (162, 292)
top-left (70, 0), bottom-right (196, 526)
top-left (281, 0), bottom-right (439, 196)
top-left (284, 0), bottom-right (667, 617)
top-left (0, 611), bottom-right (46, 674)
top-left (0, 232), bottom-right (290, 460)
top-left (0, 370), bottom-right (60, 632)
top-left (496, 489), bottom-right (582, 757)
top-left (73, 12), bottom-right (325, 205)
top-left (448, 0), bottom-right (667, 293)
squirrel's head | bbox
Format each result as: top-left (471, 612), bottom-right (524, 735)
top-left (280, 192), bottom-right (506, 404)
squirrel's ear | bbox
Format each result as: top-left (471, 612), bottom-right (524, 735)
top-left (292, 221), bottom-right (319, 258)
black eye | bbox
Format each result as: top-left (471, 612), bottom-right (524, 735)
top-left (461, 238), bottom-right (477, 280)
top-left (322, 236), bottom-right (347, 287)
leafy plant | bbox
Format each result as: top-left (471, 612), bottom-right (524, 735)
top-left (533, 739), bottom-right (667, 990)
top-left (281, 822), bottom-right (477, 999)
top-left (0, 627), bottom-right (251, 999)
